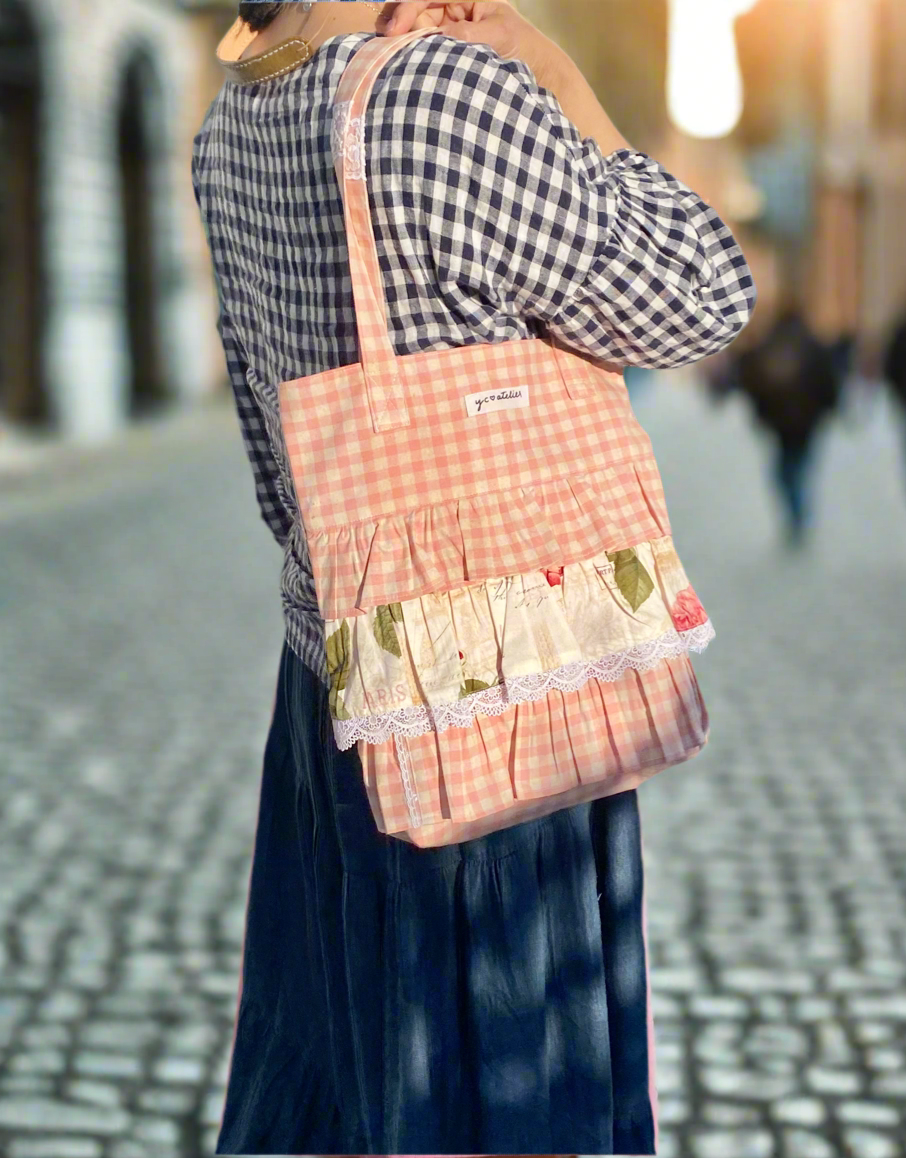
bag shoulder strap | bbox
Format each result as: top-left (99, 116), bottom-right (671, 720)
top-left (331, 29), bottom-right (591, 435)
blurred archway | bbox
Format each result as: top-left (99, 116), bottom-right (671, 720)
top-left (117, 46), bottom-right (168, 418)
top-left (0, 0), bottom-right (46, 426)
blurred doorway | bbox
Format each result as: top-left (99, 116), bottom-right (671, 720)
top-left (0, 0), bottom-right (46, 426)
top-left (117, 48), bottom-right (168, 418)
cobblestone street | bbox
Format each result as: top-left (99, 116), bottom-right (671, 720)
top-left (1, 381), bottom-right (905, 1158)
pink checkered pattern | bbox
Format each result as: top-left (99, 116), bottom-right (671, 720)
top-left (280, 333), bottom-right (669, 619)
top-left (359, 656), bottom-right (709, 847)
top-left (278, 28), bottom-right (710, 846)
top-left (278, 28), bottom-right (671, 623)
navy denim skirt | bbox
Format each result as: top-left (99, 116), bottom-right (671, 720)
top-left (216, 642), bottom-right (658, 1156)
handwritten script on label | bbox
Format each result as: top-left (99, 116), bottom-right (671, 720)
top-left (464, 385), bottom-right (530, 417)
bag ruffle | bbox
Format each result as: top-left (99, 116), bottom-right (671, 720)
top-left (310, 458), bottom-right (671, 621)
top-left (327, 533), bottom-right (711, 744)
top-left (358, 653), bottom-right (710, 837)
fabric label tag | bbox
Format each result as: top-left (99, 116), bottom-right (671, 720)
top-left (464, 385), bottom-right (530, 417)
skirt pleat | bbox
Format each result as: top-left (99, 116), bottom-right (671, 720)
top-left (215, 642), bottom-right (657, 1156)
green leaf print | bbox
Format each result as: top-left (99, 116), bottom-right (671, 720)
top-left (326, 621), bottom-right (352, 722)
top-left (388, 602), bottom-right (404, 623)
top-left (329, 680), bottom-right (352, 717)
top-left (606, 548), bottom-right (655, 612)
top-left (373, 603), bottom-right (402, 658)
top-left (329, 684), bottom-right (352, 721)
top-left (458, 678), bottom-right (494, 699)
top-left (326, 621), bottom-right (351, 693)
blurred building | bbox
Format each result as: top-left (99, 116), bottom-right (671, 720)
top-left (3, 0), bottom-right (906, 446)
top-left (524, 0), bottom-right (906, 358)
top-left (812, 0), bottom-right (906, 354)
top-left (732, 0), bottom-right (906, 353)
top-left (0, 0), bottom-right (234, 442)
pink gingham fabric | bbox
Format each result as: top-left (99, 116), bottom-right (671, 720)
top-left (278, 27), bottom-right (711, 847)
top-left (361, 655), bottom-right (709, 848)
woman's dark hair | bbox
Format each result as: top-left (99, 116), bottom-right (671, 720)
top-left (238, 2), bottom-right (288, 32)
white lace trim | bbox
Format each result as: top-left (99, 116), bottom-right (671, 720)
top-left (393, 733), bottom-right (423, 829)
top-left (331, 100), bottom-right (349, 172)
top-left (331, 99), bottom-right (365, 181)
top-left (334, 620), bottom-right (715, 751)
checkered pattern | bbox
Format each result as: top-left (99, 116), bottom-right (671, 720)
top-left (277, 36), bottom-right (675, 629)
top-left (281, 336), bottom-right (671, 618)
top-left (305, 458), bottom-right (670, 621)
top-left (192, 27), bottom-right (755, 685)
top-left (359, 654), bottom-right (709, 846)
top-left (281, 30), bottom-right (712, 846)
top-left (284, 338), bottom-right (641, 529)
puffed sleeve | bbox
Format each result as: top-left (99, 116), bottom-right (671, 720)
top-left (393, 39), bottom-right (756, 368)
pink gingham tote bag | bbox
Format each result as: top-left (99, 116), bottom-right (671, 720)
top-left (279, 27), bottom-right (714, 848)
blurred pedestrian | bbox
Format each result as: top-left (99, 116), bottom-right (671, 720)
top-left (734, 307), bottom-right (841, 545)
top-left (701, 347), bottom-right (742, 405)
top-left (193, 1), bottom-right (755, 1154)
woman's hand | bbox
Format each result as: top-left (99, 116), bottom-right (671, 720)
top-left (376, 1), bottom-right (544, 70)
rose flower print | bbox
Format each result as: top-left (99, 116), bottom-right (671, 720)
top-left (670, 586), bottom-right (708, 632)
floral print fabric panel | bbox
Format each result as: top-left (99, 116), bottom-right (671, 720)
top-left (325, 533), bottom-right (712, 744)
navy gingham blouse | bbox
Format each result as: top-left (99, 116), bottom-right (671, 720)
top-left (191, 31), bottom-right (756, 687)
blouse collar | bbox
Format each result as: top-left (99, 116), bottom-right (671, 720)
top-left (216, 16), bottom-right (315, 86)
